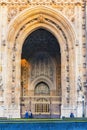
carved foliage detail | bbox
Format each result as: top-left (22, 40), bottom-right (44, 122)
top-left (7, 3), bottom-right (76, 24)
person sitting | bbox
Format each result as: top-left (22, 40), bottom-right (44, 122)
top-left (28, 110), bottom-right (32, 118)
top-left (24, 110), bottom-right (29, 118)
top-left (70, 112), bottom-right (74, 118)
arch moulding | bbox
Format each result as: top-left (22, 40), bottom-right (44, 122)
top-left (6, 6), bottom-right (77, 118)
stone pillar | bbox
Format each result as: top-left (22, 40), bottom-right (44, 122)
top-left (77, 92), bottom-right (84, 117)
top-left (0, 3), bottom-right (8, 117)
top-left (69, 47), bottom-right (77, 113)
top-left (5, 45), bottom-right (21, 118)
top-left (61, 48), bottom-right (72, 117)
top-left (85, 0), bottom-right (87, 117)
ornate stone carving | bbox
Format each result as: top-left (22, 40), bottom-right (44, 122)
top-left (45, 18), bottom-right (67, 41)
top-left (8, 6), bottom-right (28, 23)
top-left (0, 75), bottom-right (3, 89)
top-left (35, 82), bottom-right (50, 95)
top-left (8, 7), bottom-right (18, 22)
top-left (6, 0), bottom-right (80, 26)
top-left (0, 0), bottom-right (82, 4)
top-left (38, 14), bottom-right (45, 23)
top-left (77, 76), bottom-right (82, 91)
top-left (30, 52), bottom-right (55, 82)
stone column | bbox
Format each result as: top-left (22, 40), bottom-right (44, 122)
top-left (0, 3), bottom-right (8, 117)
top-left (61, 48), bottom-right (71, 117)
top-left (85, 0), bottom-right (87, 117)
top-left (69, 47), bottom-right (77, 115)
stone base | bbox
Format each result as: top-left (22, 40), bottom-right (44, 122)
top-left (76, 103), bottom-right (83, 117)
top-left (4, 109), bottom-right (20, 118)
top-left (0, 106), bottom-right (6, 117)
top-left (0, 103), bottom-right (85, 118)
top-left (61, 106), bottom-right (77, 118)
top-left (30, 114), bottom-right (60, 118)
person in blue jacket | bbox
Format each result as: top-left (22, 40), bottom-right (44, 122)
top-left (70, 112), bottom-right (74, 118)
top-left (24, 110), bottom-right (29, 118)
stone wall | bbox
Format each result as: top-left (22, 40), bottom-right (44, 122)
top-left (0, 0), bottom-right (86, 118)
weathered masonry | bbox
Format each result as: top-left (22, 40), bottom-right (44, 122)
top-left (0, 0), bottom-right (87, 118)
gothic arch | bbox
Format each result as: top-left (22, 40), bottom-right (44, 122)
top-left (7, 6), bottom-right (77, 117)
top-left (30, 76), bottom-right (54, 91)
top-left (7, 6), bottom-right (77, 50)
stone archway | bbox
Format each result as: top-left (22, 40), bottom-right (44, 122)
top-left (7, 6), bottom-right (77, 118)
top-left (21, 28), bottom-right (61, 118)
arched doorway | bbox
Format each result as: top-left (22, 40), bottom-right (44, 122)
top-left (21, 28), bottom-right (61, 118)
top-left (35, 82), bottom-right (50, 116)
top-left (7, 6), bottom-right (77, 118)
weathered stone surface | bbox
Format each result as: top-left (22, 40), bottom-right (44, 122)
top-left (0, 0), bottom-right (87, 118)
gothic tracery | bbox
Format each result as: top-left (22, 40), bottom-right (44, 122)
top-left (0, 0), bottom-right (86, 118)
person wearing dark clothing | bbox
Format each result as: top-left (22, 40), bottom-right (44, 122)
top-left (70, 112), bottom-right (74, 118)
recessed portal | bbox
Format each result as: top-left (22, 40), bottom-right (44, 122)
top-left (21, 28), bottom-right (61, 118)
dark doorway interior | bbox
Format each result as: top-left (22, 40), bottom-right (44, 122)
top-left (21, 28), bottom-right (61, 118)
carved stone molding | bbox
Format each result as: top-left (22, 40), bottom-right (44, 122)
top-left (0, 0), bottom-right (83, 5)
top-left (5, 0), bottom-right (83, 25)
top-left (8, 6), bottom-right (28, 23)
top-left (7, 5), bottom-right (76, 25)
top-left (38, 14), bottom-right (45, 23)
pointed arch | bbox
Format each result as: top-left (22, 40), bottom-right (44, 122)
top-left (7, 6), bottom-right (77, 118)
